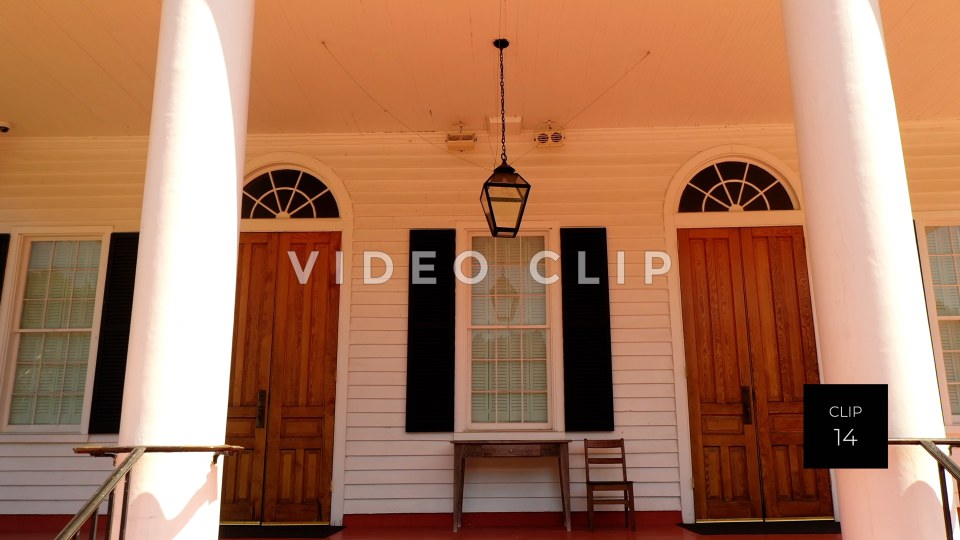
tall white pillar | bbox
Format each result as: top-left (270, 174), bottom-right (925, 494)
top-left (781, 1), bottom-right (953, 539)
top-left (117, 0), bottom-right (254, 538)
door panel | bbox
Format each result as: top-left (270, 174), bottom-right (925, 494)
top-left (678, 229), bottom-right (762, 519)
top-left (222, 234), bottom-right (277, 521)
top-left (222, 232), bottom-right (340, 524)
top-left (264, 233), bottom-right (340, 522)
top-left (741, 227), bottom-right (832, 518)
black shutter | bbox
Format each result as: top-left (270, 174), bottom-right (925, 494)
top-left (561, 228), bottom-right (614, 431)
top-left (0, 234), bottom-right (9, 303)
top-left (405, 229), bottom-right (456, 432)
top-left (89, 232), bottom-right (139, 434)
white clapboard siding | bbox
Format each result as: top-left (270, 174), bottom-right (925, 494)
top-left (0, 120), bottom-right (958, 516)
top-left (0, 437), bottom-right (117, 514)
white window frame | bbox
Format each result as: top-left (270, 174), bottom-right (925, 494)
top-left (915, 216), bottom-right (960, 428)
top-left (454, 224), bottom-right (565, 434)
top-left (0, 228), bottom-right (112, 433)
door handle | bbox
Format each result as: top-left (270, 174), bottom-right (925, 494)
top-left (741, 386), bottom-right (753, 425)
top-left (256, 390), bottom-right (267, 428)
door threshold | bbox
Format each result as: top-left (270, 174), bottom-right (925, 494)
top-left (261, 522), bottom-right (332, 526)
top-left (695, 518), bottom-right (764, 523)
top-left (220, 521), bottom-right (332, 526)
top-left (765, 517), bottom-right (837, 522)
top-left (695, 517), bottom-right (835, 523)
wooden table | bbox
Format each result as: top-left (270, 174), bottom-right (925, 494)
top-left (450, 440), bottom-right (571, 532)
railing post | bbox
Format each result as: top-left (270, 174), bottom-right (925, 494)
top-left (119, 467), bottom-right (132, 540)
top-left (88, 511), bottom-right (98, 540)
top-left (105, 475), bottom-right (115, 540)
top-left (940, 463), bottom-right (953, 540)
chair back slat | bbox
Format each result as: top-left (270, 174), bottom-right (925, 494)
top-left (587, 457), bottom-right (624, 465)
top-left (584, 439), bottom-right (624, 448)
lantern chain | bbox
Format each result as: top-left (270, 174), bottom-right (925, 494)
top-left (499, 44), bottom-right (507, 164)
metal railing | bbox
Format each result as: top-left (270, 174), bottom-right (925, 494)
top-left (56, 445), bottom-right (243, 540)
top-left (889, 438), bottom-right (960, 540)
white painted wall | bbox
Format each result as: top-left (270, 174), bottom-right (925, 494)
top-left (0, 121), bottom-right (958, 516)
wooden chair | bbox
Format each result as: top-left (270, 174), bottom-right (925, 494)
top-left (583, 438), bottom-right (635, 531)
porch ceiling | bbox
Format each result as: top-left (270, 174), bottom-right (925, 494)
top-left (0, 0), bottom-right (957, 137)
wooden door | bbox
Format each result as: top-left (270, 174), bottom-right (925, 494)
top-left (741, 227), bottom-right (832, 518)
top-left (679, 226), bottom-right (832, 521)
top-left (221, 232), bottom-right (340, 523)
top-left (678, 228), bottom-right (763, 519)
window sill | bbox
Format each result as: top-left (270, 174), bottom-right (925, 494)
top-left (0, 432), bottom-right (118, 444)
top-left (453, 431), bottom-right (568, 441)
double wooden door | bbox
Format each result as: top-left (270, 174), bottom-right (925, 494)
top-left (678, 227), bottom-right (833, 521)
top-left (220, 232), bottom-right (340, 523)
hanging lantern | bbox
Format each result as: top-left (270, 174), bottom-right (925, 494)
top-left (481, 38), bottom-right (531, 238)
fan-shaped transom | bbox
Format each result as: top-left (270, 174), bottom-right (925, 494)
top-left (242, 169), bottom-right (339, 219)
top-left (678, 161), bottom-right (795, 213)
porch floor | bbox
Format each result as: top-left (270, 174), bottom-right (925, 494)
top-left (0, 518), bottom-right (844, 540)
top-left (235, 524), bottom-right (842, 540)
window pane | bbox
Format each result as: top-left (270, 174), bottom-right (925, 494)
top-left (935, 286), bottom-right (960, 316)
top-left (471, 394), bottom-right (493, 422)
top-left (20, 300), bottom-right (45, 329)
top-left (472, 360), bottom-right (494, 391)
top-left (33, 396), bottom-right (60, 425)
top-left (76, 241), bottom-right (101, 269)
top-left (68, 299), bottom-right (95, 328)
top-left (44, 299), bottom-right (67, 329)
top-left (942, 321), bottom-right (960, 352)
top-left (28, 242), bottom-right (53, 270)
top-left (24, 270), bottom-right (49, 299)
top-left (49, 269), bottom-right (74, 299)
top-left (527, 360), bottom-right (548, 391)
top-left (496, 361), bottom-right (521, 391)
top-left (950, 386), bottom-right (960, 415)
top-left (522, 296), bottom-right (546, 324)
top-left (8, 396), bottom-right (33, 425)
top-left (13, 365), bottom-right (38, 393)
top-left (63, 364), bottom-right (86, 393)
top-left (18, 334), bottom-right (43, 361)
top-left (471, 295), bottom-right (495, 325)
top-left (59, 395), bottom-right (84, 425)
top-left (526, 393), bottom-right (548, 422)
top-left (523, 330), bottom-right (547, 359)
top-left (471, 330), bottom-right (494, 359)
top-left (930, 256), bottom-right (959, 285)
top-left (52, 242), bottom-right (78, 269)
top-left (496, 330), bottom-right (521, 359)
top-left (66, 333), bottom-right (91, 361)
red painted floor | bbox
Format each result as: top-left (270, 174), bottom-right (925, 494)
top-left (0, 517), bottom-right (843, 540)
top-left (229, 525), bottom-right (842, 540)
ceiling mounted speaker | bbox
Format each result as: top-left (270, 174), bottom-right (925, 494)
top-left (534, 122), bottom-right (564, 147)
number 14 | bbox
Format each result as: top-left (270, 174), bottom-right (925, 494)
top-left (835, 428), bottom-right (857, 446)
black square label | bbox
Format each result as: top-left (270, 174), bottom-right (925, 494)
top-left (803, 384), bottom-right (887, 469)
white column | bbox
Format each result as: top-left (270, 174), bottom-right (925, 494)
top-left (781, 1), bottom-right (953, 539)
top-left (117, 0), bottom-right (254, 538)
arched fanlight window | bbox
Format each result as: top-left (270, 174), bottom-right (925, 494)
top-left (678, 161), bottom-right (795, 213)
top-left (242, 169), bottom-right (339, 219)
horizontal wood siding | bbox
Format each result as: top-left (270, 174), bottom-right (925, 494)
top-left (0, 121), bottom-right (957, 515)
top-left (0, 437), bottom-right (117, 514)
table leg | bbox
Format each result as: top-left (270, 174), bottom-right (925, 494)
top-left (559, 445), bottom-right (571, 531)
top-left (453, 447), bottom-right (464, 532)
